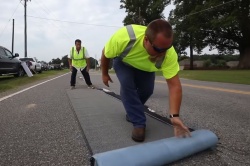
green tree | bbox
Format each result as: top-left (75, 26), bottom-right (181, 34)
top-left (50, 58), bottom-right (61, 64)
top-left (120, 0), bottom-right (171, 25)
top-left (169, 0), bottom-right (250, 69)
top-left (61, 55), bottom-right (69, 68)
top-left (169, 1), bottom-right (213, 69)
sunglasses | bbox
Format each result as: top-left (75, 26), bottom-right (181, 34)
top-left (149, 40), bottom-right (172, 53)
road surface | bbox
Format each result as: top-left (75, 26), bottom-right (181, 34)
top-left (0, 71), bottom-right (249, 165)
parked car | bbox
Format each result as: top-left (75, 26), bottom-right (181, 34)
top-left (0, 46), bottom-right (25, 77)
top-left (19, 57), bottom-right (42, 73)
top-left (39, 61), bottom-right (49, 71)
top-left (48, 64), bottom-right (54, 70)
top-left (53, 64), bottom-right (62, 70)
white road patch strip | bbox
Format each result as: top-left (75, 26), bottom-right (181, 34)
top-left (0, 73), bottom-right (69, 102)
top-left (26, 103), bottom-right (37, 109)
top-left (102, 88), bottom-right (111, 93)
top-left (148, 108), bottom-right (156, 113)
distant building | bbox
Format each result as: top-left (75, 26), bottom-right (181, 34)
top-left (194, 61), bottom-right (205, 68)
top-left (226, 61), bottom-right (239, 68)
top-left (179, 59), bottom-right (198, 70)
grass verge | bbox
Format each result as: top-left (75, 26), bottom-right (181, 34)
top-left (156, 70), bottom-right (250, 85)
top-left (0, 70), bottom-right (69, 93)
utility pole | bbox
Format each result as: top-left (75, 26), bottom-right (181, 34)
top-left (12, 19), bottom-right (14, 54)
top-left (23, 0), bottom-right (31, 57)
top-left (189, 34), bottom-right (194, 70)
top-left (95, 54), bottom-right (97, 71)
top-left (138, 7), bottom-right (143, 25)
top-left (139, 7), bottom-right (141, 24)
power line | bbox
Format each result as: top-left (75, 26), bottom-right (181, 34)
top-left (33, 0), bottom-right (51, 15)
top-left (28, 0), bottom-right (237, 27)
top-left (27, 15), bottom-right (121, 28)
top-left (31, 0), bottom-right (72, 39)
top-left (22, 0), bottom-right (71, 40)
top-left (0, 1), bottom-right (21, 38)
top-left (21, 0), bottom-right (45, 18)
top-left (33, 0), bottom-right (59, 20)
top-left (184, 0), bottom-right (237, 18)
top-left (33, 0), bottom-right (55, 17)
top-left (28, 0), bottom-right (119, 41)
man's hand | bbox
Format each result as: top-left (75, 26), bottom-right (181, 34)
top-left (102, 74), bottom-right (113, 87)
top-left (86, 67), bottom-right (90, 73)
top-left (171, 117), bottom-right (191, 137)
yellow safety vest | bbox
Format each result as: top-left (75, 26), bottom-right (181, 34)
top-left (104, 25), bottom-right (179, 79)
top-left (120, 25), bottom-right (165, 69)
top-left (71, 47), bottom-right (86, 68)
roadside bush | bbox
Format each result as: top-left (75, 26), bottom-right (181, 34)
top-left (216, 60), bottom-right (226, 67)
top-left (204, 59), bottom-right (212, 67)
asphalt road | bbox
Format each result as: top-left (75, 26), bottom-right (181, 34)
top-left (0, 73), bottom-right (91, 166)
top-left (104, 73), bottom-right (250, 166)
top-left (0, 71), bottom-right (249, 166)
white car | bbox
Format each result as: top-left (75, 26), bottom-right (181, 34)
top-left (19, 57), bottom-right (42, 73)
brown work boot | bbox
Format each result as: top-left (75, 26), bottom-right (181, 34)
top-left (132, 127), bottom-right (145, 142)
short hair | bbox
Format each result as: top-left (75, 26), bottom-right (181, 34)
top-left (145, 19), bottom-right (173, 42)
top-left (75, 39), bottom-right (81, 44)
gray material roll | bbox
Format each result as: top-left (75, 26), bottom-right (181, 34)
top-left (92, 129), bottom-right (218, 166)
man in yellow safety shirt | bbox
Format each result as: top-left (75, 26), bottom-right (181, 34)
top-left (68, 39), bottom-right (95, 89)
top-left (101, 19), bottom-right (190, 142)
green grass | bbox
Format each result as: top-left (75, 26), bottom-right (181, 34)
top-left (112, 69), bottom-right (250, 85)
top-left (156, 70), bottom-right (250, 85)
top-left (0, 70), bottom-right (69, 93)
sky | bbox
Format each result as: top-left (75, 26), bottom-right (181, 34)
top-left (0, 0), bottom-right (217, 63)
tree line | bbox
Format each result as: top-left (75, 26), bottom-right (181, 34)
top-left (120, 0), bottom-right (250, 69)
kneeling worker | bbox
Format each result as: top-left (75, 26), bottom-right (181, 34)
top-left (101, 19), bottom-right (190, 142)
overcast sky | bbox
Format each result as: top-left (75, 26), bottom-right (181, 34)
top-left (0, 0), bottom-right (216, 63)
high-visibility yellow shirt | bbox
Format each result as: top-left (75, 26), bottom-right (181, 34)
top-left (69, 46), bottom-right (89, 68)
top-left (104, 25), bottom-right (179, 79)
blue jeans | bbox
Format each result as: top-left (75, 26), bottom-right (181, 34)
top-left (70, 66), bottom-right (92, 86)
top-left (113, 58), bottom-right (155, 128)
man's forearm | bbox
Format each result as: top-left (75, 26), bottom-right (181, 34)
top-left (169, 85), bottom-right (182, 115)
top-left (167, 75), bottom-right (182, 115)
top-left (87, 58), bottom-right (90, 68)
top-left (68, 58), bottom-right (72, 67)
top-left (101, 49), bottom-right (110, 76)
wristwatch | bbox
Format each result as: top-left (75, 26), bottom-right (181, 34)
top-left (169, 114), bottom-right (179, 118)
